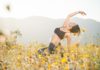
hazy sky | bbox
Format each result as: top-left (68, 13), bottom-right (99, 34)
top-left (0, 0), bottom-right (100, 21)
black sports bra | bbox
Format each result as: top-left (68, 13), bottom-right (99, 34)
top-left (54, 28), bottom-right (66, 39)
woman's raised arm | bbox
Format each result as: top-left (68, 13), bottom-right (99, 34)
top-left (63, 11), bottom-right (86, 26)
top-left (67, 11), bottom-right (86, 19)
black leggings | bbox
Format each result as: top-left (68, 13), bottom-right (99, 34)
top-left (38, 42), bottom-right (56, 54)
top-left (48, 42), bottom-right (56, 54)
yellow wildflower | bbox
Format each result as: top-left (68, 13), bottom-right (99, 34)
top-left (64, 64), bottom-right (69, 70)
top-left (17, 54), bottom-right (21, 60)
top-left (61, 57), bottom-right (67, 63)
top-left (48, 64), bottom-right (51, 70)
top-left (52, 62), bottom-right (58, 65)
top-left (16, 62), bottom-right (21, 67)
top-left (27, 50), bottom-right (32, 57)
top-left (11, 45), bottom-right (16, 49)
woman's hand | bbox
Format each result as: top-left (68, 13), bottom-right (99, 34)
top-left (79, 11), bottom-right (87, 16)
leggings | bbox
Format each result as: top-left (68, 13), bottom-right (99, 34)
top-left (48, 42), bottom-right (56, 54)
top-left (38, 42), bottom-right (56, 54)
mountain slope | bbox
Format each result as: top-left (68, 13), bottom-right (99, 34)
top-left (0, 16), bottom-right (100, 45)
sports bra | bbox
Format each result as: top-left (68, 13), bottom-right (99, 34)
top-left (54, 28), bottom-right (66, 39)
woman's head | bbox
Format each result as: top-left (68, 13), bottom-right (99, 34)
top-left (70, 25), bottom-right (80, 36)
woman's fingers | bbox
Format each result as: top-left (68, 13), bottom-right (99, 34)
top-left (79, 11), bottom-right (87, 15)
top-left (82, 12), bottom-right (86, 15)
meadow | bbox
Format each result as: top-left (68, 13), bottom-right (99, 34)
top-left (0, 39), bottom-right (100, 70)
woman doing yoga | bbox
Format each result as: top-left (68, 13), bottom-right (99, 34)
top-left (39, 11), bottom-right (86, 54)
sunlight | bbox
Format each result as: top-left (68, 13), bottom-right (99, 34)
top-left (0, 0), bottom-right (99, 21)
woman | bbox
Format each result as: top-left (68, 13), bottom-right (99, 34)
top-left (38, 11), bottom-right (86, 54)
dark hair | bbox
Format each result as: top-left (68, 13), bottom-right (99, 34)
top-left (70, 25), bottom-right (80, 34)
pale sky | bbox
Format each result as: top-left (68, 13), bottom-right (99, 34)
top-left (0, 0), bottom-right (100, 21)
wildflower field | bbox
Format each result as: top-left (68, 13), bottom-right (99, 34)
top-left (0, 41), bottom-right (100, 70)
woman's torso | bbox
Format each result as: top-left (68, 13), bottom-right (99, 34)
top-left (51, 26), bottom-right (70, 46)
top-left (50, 19), bottom-right (77, 46)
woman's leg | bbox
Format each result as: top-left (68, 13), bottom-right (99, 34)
top-left (38, 47), bottom-right (47, 55)
top-left (48, 43), bottom-right (56, 54)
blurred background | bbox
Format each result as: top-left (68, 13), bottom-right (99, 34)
top-left (0, 0), bottom-right (100, 45)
